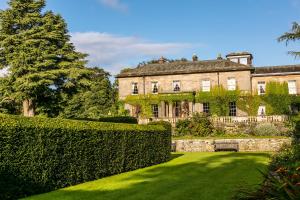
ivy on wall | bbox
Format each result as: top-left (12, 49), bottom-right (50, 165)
top-left (124, 82), bottom-right (298, 118)
top-left (237, 95), bottom-right (262, 116)
top-left (262, 81), bottom-right (291, 115)
top-left (195, 86), bottom-right (240, 116)
top-left (124, 92), bottom-right (194, 117)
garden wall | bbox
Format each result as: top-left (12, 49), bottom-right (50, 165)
top-left (173, 138), bottom-right (292, 152)
top-left (0, 114), bottom-right (171, 200)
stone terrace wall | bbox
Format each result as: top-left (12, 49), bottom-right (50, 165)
top-left (173, 138), bottom-right (292, 152)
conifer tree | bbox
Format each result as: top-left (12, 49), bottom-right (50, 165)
top-left (0, 0), bottom-right (91, 116)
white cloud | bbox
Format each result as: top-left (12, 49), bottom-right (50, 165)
top-left (98, 0), bottom-right (128, 12)
top-left (71, 32), bottom-right (194, 75)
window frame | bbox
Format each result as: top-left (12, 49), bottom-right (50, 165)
top-left (173, 80), bottom-right (181, 92)
top-left (288, 80), bottom-right (297, 95)
top-left (229, 101), bottom-right (237, 116)
top-left (152, 104), bottom-right (159, 118)
top-left (257, 81), bottom-right (266, 95)
top-left (131, 82), bottom-right (139, 95)
top-left (203, 102), bottom-right (210, 114)
top-left (201, 80), bottom-right (211, 92)
top-left (151, 81), bottom-right (159, 94)
top-left (227, 77), bottom-right (236, 91)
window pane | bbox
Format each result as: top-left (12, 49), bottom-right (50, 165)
top-left (229, 102), bottom-right (237, 116)
top-left (257, 81), bottom-right (265, 95)
top-left (288, 80), bottom-right (297, 94)
top-left (173, 81), bottom-right (180, 92)
top-left (132, 83), bottom-right (138, 94)
top-left (240, 58), bottom-right (248, 65)
top-left (152, 82), bottom-right (158, 94)
top-left (202, 80), bottom-right (210, 92)
top-left (227, 78), bottom-right (236, 90)
top-left (203, 102), bottom-right (210, 114)
top-left (152, 104), bottom-right (159, 118)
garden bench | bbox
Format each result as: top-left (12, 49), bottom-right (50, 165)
top-left (214, 141), bottom-right (239, 152)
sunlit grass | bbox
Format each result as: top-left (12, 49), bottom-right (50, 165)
top-left (25, 152), bottom-right (270, 200)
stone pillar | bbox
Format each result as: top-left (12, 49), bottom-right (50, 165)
top-left (181, 101), bottom-right (185, 118)
top-left (169, 102), bottom-right (173, 118)
top-left (189, 102), bottom-right (193, 116)
top-left (159, 101), bottom-right (165, 118)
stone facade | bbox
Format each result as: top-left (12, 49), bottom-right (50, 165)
top-left (117, 52), bottom-right (300, 119)
top-left (173, 138), bottom-right (292, 152)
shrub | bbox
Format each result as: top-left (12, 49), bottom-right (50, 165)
top-left (0, 114), bottom-right (171, 200)
top-left (175, 113), bottom-right (214, 137)
top-left (175, 118), bottom-right (191, 136)
top-left (252, 123), bottom-right (280, 136)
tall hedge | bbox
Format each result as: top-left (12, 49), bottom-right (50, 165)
top-left (74, 116), bottom-right (138, 124)
top-left (0, 114), bottom-right (171, 199)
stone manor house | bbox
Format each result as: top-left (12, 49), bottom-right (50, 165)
top-left (116, 52), bottom-right (300, 122)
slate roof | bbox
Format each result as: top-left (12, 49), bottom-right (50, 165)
top-left (116, 59), bottom-right (253, 78)
top-left (254, 65), bottom-right (300, 75)
top-left (226, 52), bottom-right (253, 57)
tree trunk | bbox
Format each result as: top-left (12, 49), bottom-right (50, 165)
top-left (23, 99), bottom-right (35, 117)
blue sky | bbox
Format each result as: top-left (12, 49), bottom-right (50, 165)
top-left (1, 0), bottom-right (300, 74)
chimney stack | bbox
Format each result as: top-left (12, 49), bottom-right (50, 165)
top-left (192, 54), bottom-right (198, 62)
top-left (217, 53), bottom-right (223, 60)
top-left (159, 56), bottom-right (166, 64)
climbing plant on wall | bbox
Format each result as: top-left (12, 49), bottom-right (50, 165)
top-left (124, 82), bottom-right (295, 118)
top-left (262, 81), bottom-right (291, 115)
top-left (237, 94), bottom-right (262, 116)
top-left (124, 92), bottom-right (194, 117)
top-left (195, 86), bottom-right (240, 116)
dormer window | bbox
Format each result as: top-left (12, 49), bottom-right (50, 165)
top-left (258, 81), bottom-right (266, 95)
top-left (173, 81), bottom-right (180, 92)
top-left (132, 82), bottom-right (138, 94)
top-left (227, 77), bottom-right (236, 91)
top-left (202, 80), bottom-right (210, 92)
top-left (152, 82), bottom-right (158, 94)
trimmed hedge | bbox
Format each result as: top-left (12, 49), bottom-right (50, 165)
top-left (74, 116), bottom-right (138, 124)
top-left (0, 114), bottom-right (171, 200)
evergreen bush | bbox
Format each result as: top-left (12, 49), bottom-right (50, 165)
top-left (0, 114), bottom-right (171, 199)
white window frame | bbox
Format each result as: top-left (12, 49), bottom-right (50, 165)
top-left (257, 81), bottom-right (266, 95)
top-left (151, 81), bottom-right (159, 94)
top-left (173, 80), bottom-right (181, 92)
top-left (152, 104), bottom-right (159, 118)
top-left (230, 58), bottom-right (238, 63)
top-left (258, 105), bottom-right (266, 116)
top-left (240, 57), bottom-right (248, 65)
top-left (227, 77), bottom-right (236, 91)
top-left (131, 82), bottom-right (138, 95)
top-left (202, 80), bottom-right (210, 92)
top-left (288, 80), bottom-right (297, 95)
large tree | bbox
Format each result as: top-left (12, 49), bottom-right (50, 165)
top-left (278, 22), bottom-right (300, 57)
top-left (60, 67), bottom-right (114, 119)
top-left (0, 0), bottom-right (91, 116)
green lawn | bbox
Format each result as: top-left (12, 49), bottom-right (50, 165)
top-left (25, 152), bottom-right (270, 200)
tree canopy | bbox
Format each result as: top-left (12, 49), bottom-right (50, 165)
top-left (0, 0), bottom-right (91, 116)
top-left (278, 22), bottom-right (300, 58)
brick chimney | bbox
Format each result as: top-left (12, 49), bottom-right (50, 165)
top-left (192, 54), bottom-right (198, 62)
top-left (158, 56), bottom-right (166, 64)
top-left (217, 53), bottom-right (223, 60)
